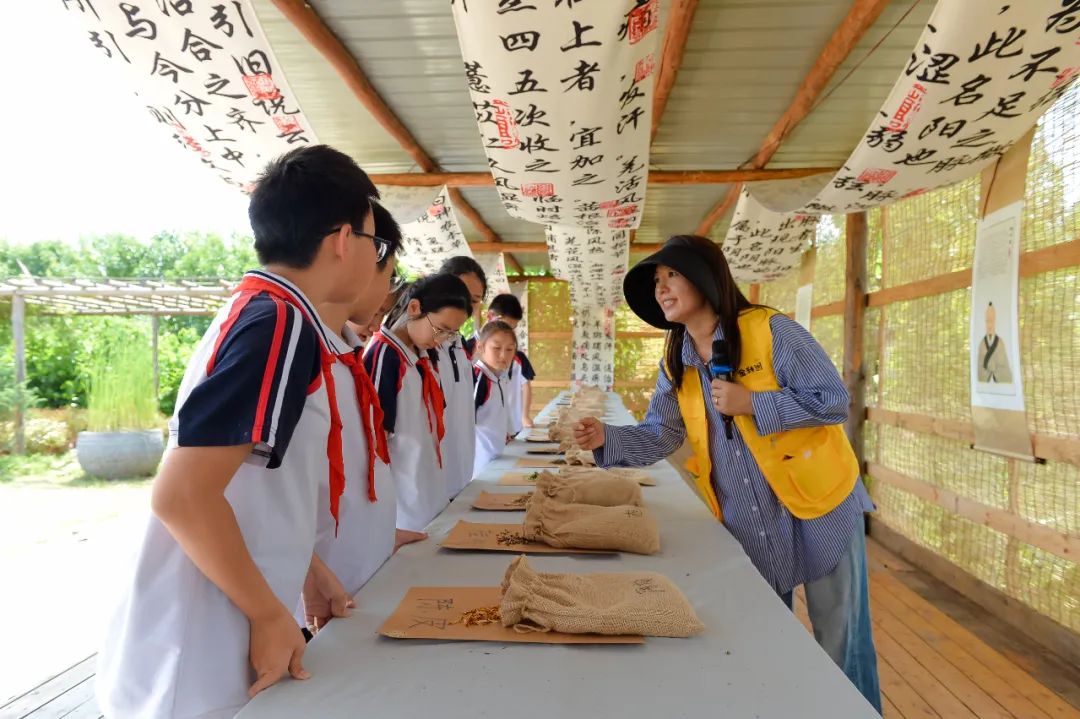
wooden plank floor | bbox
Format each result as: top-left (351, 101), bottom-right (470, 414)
top-left (5, 539), bottom-right (1078, 719)
top-left (794, 540), bottom-right (1080, 719)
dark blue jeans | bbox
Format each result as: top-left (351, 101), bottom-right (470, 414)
top-left (781, 528), bottom-right (882, 715)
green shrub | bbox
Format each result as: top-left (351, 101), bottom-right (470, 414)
top-left (87, 331), bottom-right (159, 432)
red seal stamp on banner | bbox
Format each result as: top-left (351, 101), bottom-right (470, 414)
top-left (857, 168), bottom-right (897, 185)
top-left (242, 73), bottom-right (281, 101)
top-left (888, 83), bottom-right (927, 132)
top-left (627, 0), bottom-right (659, 44)
top-left (272, 115), bottom-right (303, 134)
top-left (606, 205), bottom-right (637, 218)
top-left (634, 54), bottom-right (655, 83)
top-left (493, 99), bottom-right (520, 150)
top-left (522, 182), bottom-right (555, 198)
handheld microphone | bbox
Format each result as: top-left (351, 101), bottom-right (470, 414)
top-left (709, 340), bottom-right (735, 440)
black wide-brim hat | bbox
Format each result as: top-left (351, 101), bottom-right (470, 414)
top-left (622, 238), bottom-right (720, 330)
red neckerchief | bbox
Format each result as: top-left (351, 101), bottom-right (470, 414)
top-left (233, 276), bottom-right (347, 533)
top-left (415, 355), bottom-right (446, 467)
top-left (337, 348), bottom-right (389, 501)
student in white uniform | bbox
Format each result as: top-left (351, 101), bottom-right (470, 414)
top-left (472, 321), bottom-right (518, 476)
top-left (484, 293), bottom-right (537, 434)
top-left (363, 274), bottom-right (473, 549)
top-left (301, 202), bottom-right (403, 635)
top-left (432, 256), bottom-right (487, 500)
top-left (96, 146), bottom-right (385, 718)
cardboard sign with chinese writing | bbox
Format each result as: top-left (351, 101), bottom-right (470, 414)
top-left (379, 586), bottom-right (642, 644)
top-left (440, 521), bottom-right (614, 555)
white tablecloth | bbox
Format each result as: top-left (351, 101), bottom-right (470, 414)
top-left (239, 392), bottom-right (878, 719)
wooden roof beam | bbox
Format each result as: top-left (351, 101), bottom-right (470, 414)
top-left (269, 0), bottom-right (506, 255)
top-left (697, 0), bottom-right (894, 236)
top-left (651, 0), bottom-right (700, 143)
top-left (368, 167), bottom-right (837, 187)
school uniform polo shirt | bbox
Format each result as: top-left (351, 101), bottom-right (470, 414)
top-left (96, 270), bottom-right (336, 719)
top-left (363, 330), bottom-right (448, 533)
top-left (505, 350), bottom-right (536, 435)
top-left (310, 326), bottom-right (395, 598)
top-left (472, 361), bottom-right (513, 477)
top-left (433, 337), bottom-right (477, 500)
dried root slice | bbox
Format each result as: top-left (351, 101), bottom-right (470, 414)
top-left (510, 494), bottom-right (531, 507)
top-left (496, 529), bottom-right (528, 546)
top-left (451, 605), bottom-right (502, 627)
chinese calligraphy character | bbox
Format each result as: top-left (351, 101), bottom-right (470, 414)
top-left (561, 60), bottom-right (600, 92)
top-left (561, 21), bottom-right (601, 52)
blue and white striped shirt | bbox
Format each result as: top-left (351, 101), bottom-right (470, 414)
top-left (597, 314), bottom-right (874, 594)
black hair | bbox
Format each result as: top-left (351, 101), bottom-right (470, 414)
top-left (248, 145), bottom-right (378, 268)
top-left (437, 256), bottom-right (488, 294)
top-left (371, 201), bottom-right (402, 268)
top-left (478, 320), bottom-right (518, 346)
top-left (661, 235), bottom-right (756, 389)
top-left (405, 273), bottom-right (473, 318)
top-left (487, 293), bottom-right (523, 321)
top-left (384, 281), bottom-right (413, 328)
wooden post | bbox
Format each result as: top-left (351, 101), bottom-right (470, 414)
top-left (12, 293), bottom-right (26, 455)
top-left (151, 315), bottom-right (160, 401)
top-left (843, 212), bottom-right (868, 466)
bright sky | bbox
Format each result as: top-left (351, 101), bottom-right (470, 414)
top-left (0, 3), bottom-right (252, 247)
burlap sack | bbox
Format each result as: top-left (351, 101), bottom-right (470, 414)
top-left (560, 466), bottom-right (653, 486)
top-left (499, 556), bottom-right (704, 637)
top-left (523, 491), bottom-right (660, 554)
top-left (562, 448), bottom-right (597, 466)
top-left (533, 470), bottom-right (642, 507)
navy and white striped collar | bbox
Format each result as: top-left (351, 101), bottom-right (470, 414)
top-left (245, 269), bottom-right (337, 353)
top-left (378, 326), bottom-right (419, 365)
top-left (474, 360), bottom-right (503, 382)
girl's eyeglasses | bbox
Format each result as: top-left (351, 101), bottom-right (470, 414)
top-left (425, 314), bottom-right (457, 342)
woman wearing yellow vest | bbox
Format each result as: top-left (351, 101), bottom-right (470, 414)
top-left (574, 235), bottom-right (881, 713)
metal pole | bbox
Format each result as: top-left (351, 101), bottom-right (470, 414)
top-left (151, 315), bottom-right (160, 400)
top-left (12, 293), bottom-right (26, 455)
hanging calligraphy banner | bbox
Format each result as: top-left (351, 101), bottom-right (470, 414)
top-left (749, 0), bottom-right (1080, 215)
top-left (379, 186), bottom-right (445, 226)
top-left (571, 305), bottom-right (616, 391)
top-left (451, 0), bottom-right (659, 230)
top-left (546, 225), bottom-right (629, 308)
top-left (59, 0), bottom-right (315, 194)
top-left (722, 189), bottom-right (818, 282)
top-left (546, 224), bottom-right (627, 391)
top-left (397, 188), bottom-right (473, 276)
top-left (510, 279), bottom-right (530, 354)
top-left (475, 253), bottom-right (513, 302)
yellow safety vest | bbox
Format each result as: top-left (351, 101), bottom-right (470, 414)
top-left (668, 307), bottom-right (858, 522)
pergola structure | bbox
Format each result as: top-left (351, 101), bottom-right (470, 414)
top-left (0, 277), bottom-right (232, 454)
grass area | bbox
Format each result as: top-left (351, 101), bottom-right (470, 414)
top-left (0, 451), bottom-right (83, 484)
top-left (0, 450), bottom-right (153, 485)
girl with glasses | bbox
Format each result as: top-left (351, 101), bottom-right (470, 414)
top-left (363, 274), bottom-right (473, 549)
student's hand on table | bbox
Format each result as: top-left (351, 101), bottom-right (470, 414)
top-left (394, 528), bottom-right (428, 553)
top-left (302, 558), bottom-right (355, 633)
top-left (572, 417), bottom-right (605, 450)
top-left (248, 607), bottom-right (310, 698)
top-left (710, 378), bottom-right (753, 416)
